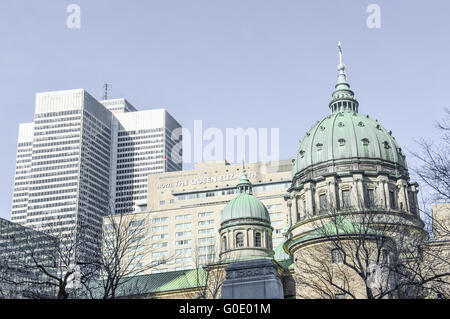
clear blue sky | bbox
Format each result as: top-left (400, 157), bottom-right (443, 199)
top-left (0, 0), bottom-right (448, 220)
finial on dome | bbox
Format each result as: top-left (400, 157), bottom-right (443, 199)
top-left (338, 41), bottom-right (345, 72)
top-left (329, 41), bottom-right (359, 113)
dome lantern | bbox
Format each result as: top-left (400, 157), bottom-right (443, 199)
top-left (236, 164), bottom-right (253, 195)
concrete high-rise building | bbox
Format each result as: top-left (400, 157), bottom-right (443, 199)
top-left (10, 89), bottom-right (182, 259)
top-left (103, 99), bottom-right (182, 215)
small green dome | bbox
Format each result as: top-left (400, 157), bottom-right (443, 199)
top-left (221, 167), bottom-right (271, 225)
top-left (293, 112), bottom-right (407, 177)
top-left (221, 193), bottom-right (271, 224)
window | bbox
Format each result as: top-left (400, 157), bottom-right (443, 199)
top-left (152, 233), bottom-right (168, 240)
top-left (198, 228), bottom-right (214, 234)
top-left (152, 242), bottom-right (168, 249)
top-left (152, 251), bottom-right (168, 259)
top-left (152, 217), bottom-right (168, 223)
top-left (176, 257), bottom-right (192, 264)
top-left (266, 204), bottom-right (283, 210)
top-left (236, 233), bottom-right (244, 248)
top-left (130, 236), bottom-right (144, 244)
top-left (152, 225), bottom-right (168, 232)
top-left (319, 194), bottom-right (328, 211)
top-left (271, 220), bottom-right (284, 227)
top-left (175, 222), bottom-right (191, 229)
top-left (198, 237), bottom-right (214, 244)
top-left (175, 239), bottom-right (191, 246)
top-left (198, 211), bottom-right (214, 218)
top-left (254, 232), bottom-right (262, 247)
top-left (342, 189), bottom-right (350, 209)
top-left (270, 212), bottom-right (283, 218)
top-left (198, 245), bottom-right (215, 254)
top-left (175, 248), bottom-right (191, 256)
top-left (175, 214), bottom-right (192, 221)
top-left (331, 249), bottom-right (343, 264)
top-left (129, 219), bottom-right (145, 228)
top-left (389, 191), bottom-right (396, 209)
top-left (176, 231), bottom-right (191, 238)
top-left (366, 189), bottom-right (375, 208)
top-left (198, 220), bottom-right (214, 226)
top-left (222, 236), bottom-right (227, 251)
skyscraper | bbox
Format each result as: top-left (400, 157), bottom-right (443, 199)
top-left (10, 89), bottom-right (182, 259)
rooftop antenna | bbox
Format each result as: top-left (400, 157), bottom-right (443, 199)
top-left (103, 83), bottom-right (111, 100)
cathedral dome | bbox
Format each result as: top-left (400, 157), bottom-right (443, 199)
top-left (292, 42), bottom-right (407, 179)
top-left (292, 112), bottom-right (407, 176)
top-left (221, 193), bottom-right (271, 225)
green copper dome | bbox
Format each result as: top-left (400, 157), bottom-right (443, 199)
top-left (221, 193), bottom-right (271, 224)
top-left (292, 43), bottom-right (407, 177)
top-left (221, 168), bottom-right (271, 225)
top-left (293, 112), bottom-right (407, 175)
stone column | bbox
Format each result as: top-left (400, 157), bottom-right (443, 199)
top-left (351, 178), bottom-right (358, 209)
top-left (326, 176), bottom-right (338, 211)
top-left (383, 180), bottom-right (390, 209)
top-left (352, 174), bottom-right (364, 209)
top-left (293, 193), bottom-right (299, 222)
top-left (304, 183), bottom-right (315, 216)
top-left (286, 199), bottom-right (293, 226)
top-left (287, 200), bottom-right (294, 227)
top-left (399, 180), bottom-right (410, 212)
top-left (409, 183), bottom-right (419, 214)
top-left (249, 229), bottom-right (254, 247)
top-left (246, 228), bottom-right (250, 247)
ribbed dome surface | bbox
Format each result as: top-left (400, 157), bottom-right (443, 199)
top-left (293, 111), bottom-right (407, 176)
top-left (221, 193), bottom-right (271, 224)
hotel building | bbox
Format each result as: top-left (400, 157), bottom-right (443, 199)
top-left (107, 159), bottom-right (292, 274)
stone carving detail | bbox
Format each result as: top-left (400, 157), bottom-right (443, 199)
top-left (226, 266), bottom-right (276, 279)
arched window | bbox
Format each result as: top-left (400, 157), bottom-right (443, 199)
top-left (236, 233), bottom-right (244, 248)
top-left (254, 232), bottom-right (262, 247)
top-left (342, 189), bottom-right (351, 209)
top-left (222, 236), bottom-right (227, 251)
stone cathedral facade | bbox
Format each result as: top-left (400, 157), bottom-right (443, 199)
top-left (217, 43), bottom-right (448, 299)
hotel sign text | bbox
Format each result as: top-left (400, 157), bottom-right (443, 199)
top-left (157, 172), bottom-right (258, 189)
